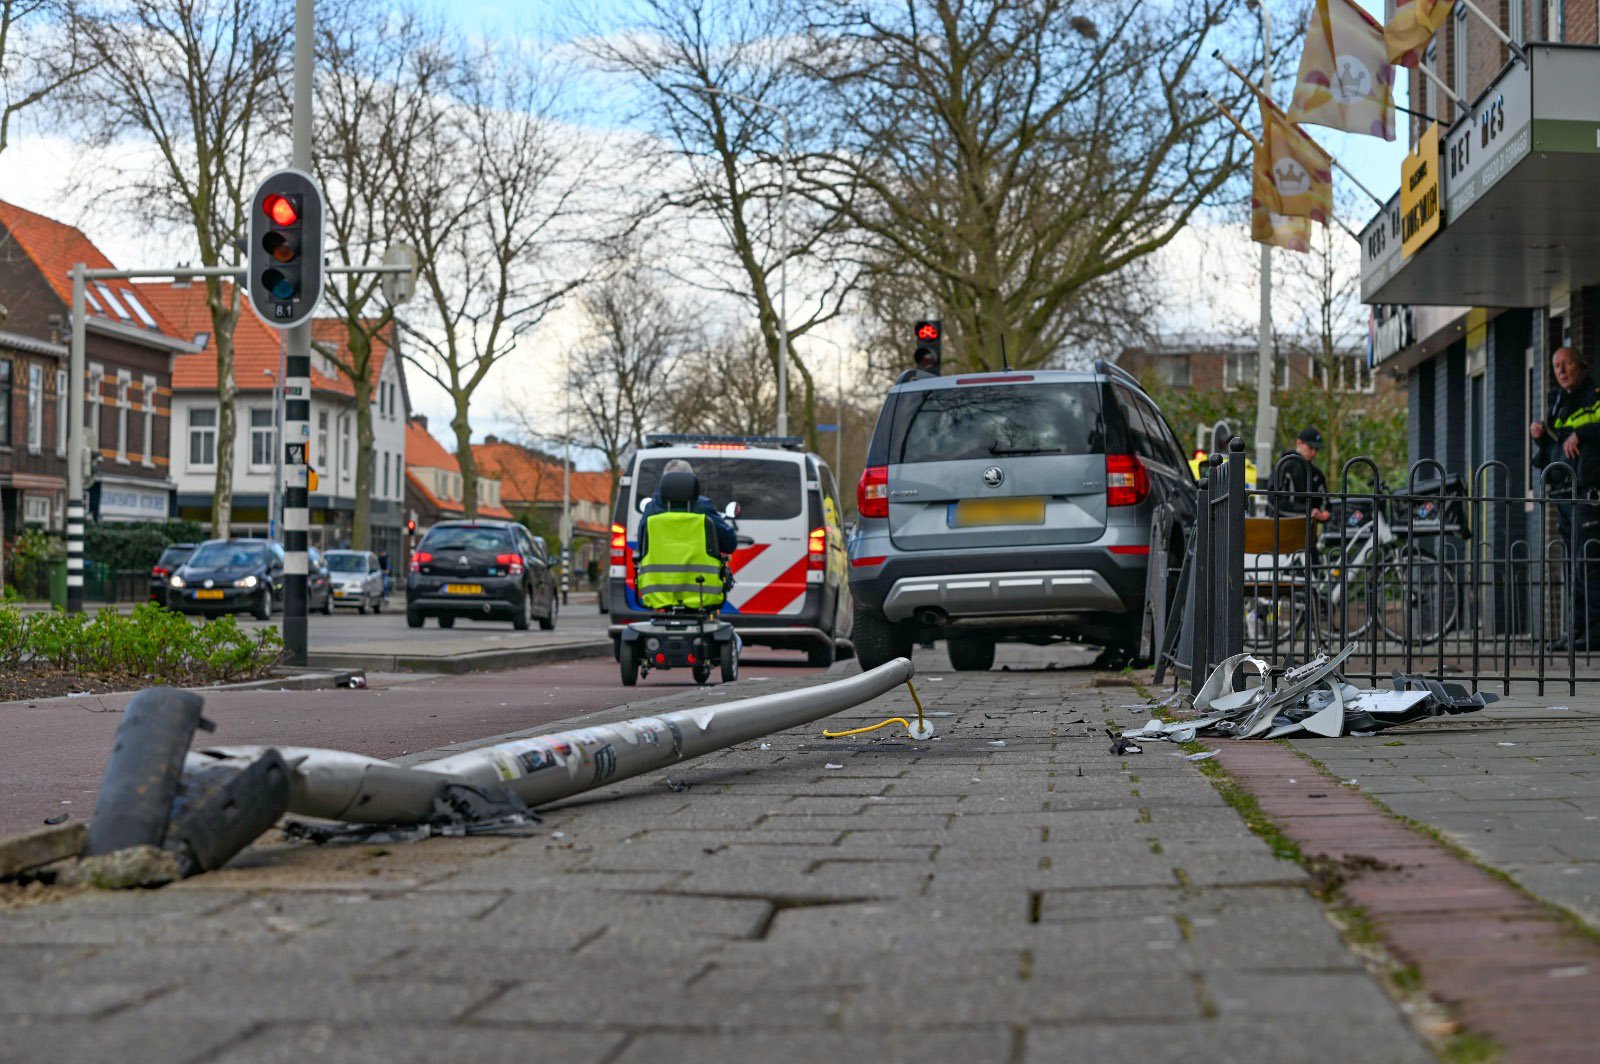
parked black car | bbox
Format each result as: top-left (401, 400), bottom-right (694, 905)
top-left (167, 538), bottom-right (285, 619)
top-left (406, 520), bottom-right (558, 631)
top-left (150, 542), bottom-right (197, 605)
top-left (308, 545), bottom-right (334, 615)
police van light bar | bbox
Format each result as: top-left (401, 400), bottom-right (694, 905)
top-left (644, 434), bottom-right (807, 451)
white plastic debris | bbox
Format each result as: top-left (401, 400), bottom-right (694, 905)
top-left (824, 763), bottom-right (844, 770)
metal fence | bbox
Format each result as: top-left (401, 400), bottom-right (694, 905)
top-left (1162, 437), bottom-right (1600, 696)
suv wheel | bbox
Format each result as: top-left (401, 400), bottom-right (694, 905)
top-left (947, 636), bottom-right (996, 672)
top-left (406, 608), bottom-right (424, 629)
top-left (852, 604), bottom-right (912, 671)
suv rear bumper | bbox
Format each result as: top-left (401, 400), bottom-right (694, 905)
top-left (876, 568), bottom-right (1123, 622)
top-left (851, 548), bottom-right (1144, 620)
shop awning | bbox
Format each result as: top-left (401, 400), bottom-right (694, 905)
top-left (1361, 44), bottom-right (1600, 308)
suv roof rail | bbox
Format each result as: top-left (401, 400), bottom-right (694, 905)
top-left (643, 433), bottom-right (807, 452)
top-left (1093, 358), bottom-right (1144, 392)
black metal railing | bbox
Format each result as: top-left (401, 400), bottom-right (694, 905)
top-left (1165, 437), bottom-right (1600, 696)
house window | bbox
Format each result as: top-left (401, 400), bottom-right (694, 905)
top-left (87, 364), bottom-right (103, 454)
top-left (340, 416), bottom-right (351, 473)
top-left (1453, 7), bottom-right (1468, 103)
top-left (249, 407), bottom-right (275, 469)
top-left (395, 453), bottom-right (403, 497)
top-left (55, 370), bottom-right (67, 456)
top-left (189, 407), bottom-right (216, 467)
top-left (317, 409), bottom-right (329, 469)
top-left (27, 363), bottom-right (43, 453)
top-left (115, 370), bottom-right (131, 462)
top-left (141, 375), bottom-right (156, 467)
top-left (1157, 357), bottom-right (1190, 389)
top-left (381, 449), bottom-right (390, 496)
top-left (376, 385), bottom-right (386, 418)
top-left (0, 359), bottom-right (11, 446)
top-left (1425, 41), bottom-right (1439, 119)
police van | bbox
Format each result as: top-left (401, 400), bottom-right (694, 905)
top-left (606, 434), bottom-right (852, 665)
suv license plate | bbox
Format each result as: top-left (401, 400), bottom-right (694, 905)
top-left (444, 583), bottom-right (483, 595)
top-left (950, 497), bottom-right (1046, 528)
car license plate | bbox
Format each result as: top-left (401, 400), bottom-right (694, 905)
top-left (950, 497), bottom-right (1046, 528)
top-left (195, 589), bottom-right (225, 600)
top-left (444, 583), bottom-right (483, 595)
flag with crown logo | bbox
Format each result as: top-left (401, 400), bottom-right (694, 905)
top-left (1384, 0), bottom-right (1455, 67)
top-left (1251, 146), bottom-right (1312, 252)
top-left (1259, 94), bottom-right (1334, 223)
top-left (1291, 0), bottom-right (1397, 140)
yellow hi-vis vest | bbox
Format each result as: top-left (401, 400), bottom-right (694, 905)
top-left (637, 510), bottom-right (725, 610)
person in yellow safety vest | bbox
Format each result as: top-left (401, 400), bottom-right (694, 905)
top-left (635, 469), bottom-right (731, 611)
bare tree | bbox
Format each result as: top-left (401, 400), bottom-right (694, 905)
top-left (0, 0), bottom-right (95, 159)
top-left (582, 0), bottom-right (859, 449)
top-left (662, 326), bottom-right (785, 436)
top-left (68, 0), bottom-right (285, 536)
top-left (806, 0), bottom-right (1251, 371)
top-left (543, 265), bottom-right (692, 484)
top-left (398, 42), bottom-right (590, 518)
top-left (307, 2), bottom-right (458, 548)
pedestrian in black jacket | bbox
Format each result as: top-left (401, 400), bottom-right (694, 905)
top-left (1270, 427), bottom-right (1332, 522)
top-left (1531, 346), bottom-right (1600, 650)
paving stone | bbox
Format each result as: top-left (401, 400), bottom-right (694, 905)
top-left (209, 1022), bottom-right (628, 1064)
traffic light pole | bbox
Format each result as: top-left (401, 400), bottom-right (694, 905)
top-left (281, 0), bottom-right (315, 666)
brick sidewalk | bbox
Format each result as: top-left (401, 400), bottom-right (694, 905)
top-left (0, 665), bottom-right (1430, 1063)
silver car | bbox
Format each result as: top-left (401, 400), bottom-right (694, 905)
top-left (847, 363), bottom-right (1196, 671)
top-left (324, 549), bottom-right (387, 614)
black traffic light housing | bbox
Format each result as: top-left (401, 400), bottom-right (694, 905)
top-left (248, 168), bottom-right (325, 329)
top-left (913, 319), bottom-right (942, 375)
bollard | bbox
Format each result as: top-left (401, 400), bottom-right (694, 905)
top-left (82, 687), bottom-right (212, 857)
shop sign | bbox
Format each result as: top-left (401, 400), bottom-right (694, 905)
top-left (1401, 125), bottom-right (1441, 259)
top-left (100, 485), bottom-right (170, 520)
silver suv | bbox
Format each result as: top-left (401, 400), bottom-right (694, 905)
top-left (848, 362), bottom-right (1195, 670)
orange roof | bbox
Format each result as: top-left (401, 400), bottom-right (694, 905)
top-left (405, 418), bottom-right (457, 471)
top-left (0, 199), bottom-right (186, 344)
top-left (405, 470), bottom-right (514, 521)
top-left (473, 440), bottom-right (614, 507)
top-left (140, 280), bottom-right (392, 396)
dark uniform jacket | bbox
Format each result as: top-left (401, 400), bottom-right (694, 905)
top-left (1533, 376), bottom-right (1600, 491)
top-left (1270, 451), bottom-right (1329, 516)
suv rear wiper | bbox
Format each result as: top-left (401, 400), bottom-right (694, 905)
top-left (988, 446), bottom-right (1063, 456)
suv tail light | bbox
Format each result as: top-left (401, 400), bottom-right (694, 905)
top-left (496, 552), bottom-right (525, 575)
top-left (857, 466), bottom-right (889, 519)
top-left (410, 550), bottom-right (432, 572)
top-left (1105, 454), bottom-right (1150, 507)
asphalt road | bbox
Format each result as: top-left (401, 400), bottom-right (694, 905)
top-left (0, 648), bottom-right (827, 839)
top-left (233, 590), bottom-right (613, 651)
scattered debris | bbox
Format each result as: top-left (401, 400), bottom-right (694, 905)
top-left (1129, 649), bottom-right (1497, 746)
top-left (824, 763), bottom-right (844, 770)
top-left (54, 845), bottom-right (181, 889)
top-left (987, 740), bottom-right (1006, 747)
top-left (1106, 729), bottom-right (1143, 756)
top-left (663, 778), bottom-right (690, 793)
top-left (1184, 750), bottom-right (1218, 761)
top-left (42, 814), bottom-right (68, 825)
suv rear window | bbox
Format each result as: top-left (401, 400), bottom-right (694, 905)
top-left (633, 457), bottom-right (802, 521)
top-left (885, 383), bottom-right (1103, 463)
top-left (421, 526), bottom-right (515, 552)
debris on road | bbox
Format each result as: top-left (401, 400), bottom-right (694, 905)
top-left (1128, 648), bottom-right (1498, 745)
top-left (1106, 730), bottom-right (1143, 756)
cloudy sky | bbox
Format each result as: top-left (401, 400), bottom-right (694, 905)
top-left (0, 0), bottom-right (1409, 463)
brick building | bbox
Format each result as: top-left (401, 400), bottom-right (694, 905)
top-left (1360, 6), bottom-right (1600, 525)
top-left (472, 436), bottom-right (614, 583)
top-left (0, 201), bottom-right (191, 537)
top-left (403, 415), bottom-right (513, 530)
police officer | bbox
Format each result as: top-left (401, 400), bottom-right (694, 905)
top-left (1271, 428), bottom-right (1332, 523)
top-left (1531, 346), bottom-right (1600, 650)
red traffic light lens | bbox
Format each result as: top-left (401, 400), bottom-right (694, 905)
top-left (263, 193), bottom-right (299, 226)
top-left (916, 322), bottom-right (940, 341)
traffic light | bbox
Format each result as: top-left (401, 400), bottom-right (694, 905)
top-left (248, 168), bottom-right (325, 329)
top-left (405, 518), bottom-right (417, 535)
top-left (913, 319), bottom-right (942, 375)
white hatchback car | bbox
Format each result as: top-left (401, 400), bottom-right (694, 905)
top-left (324, 549), bottom-right (387, 614)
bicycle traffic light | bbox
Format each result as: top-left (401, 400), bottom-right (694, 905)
top-left (913, 319), bottom-right (942, 375)
top-left (247, 168), bottom-right (325, 329)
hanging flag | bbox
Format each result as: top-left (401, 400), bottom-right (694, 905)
top-left (1259, 94), bottom-right (1334, 223)
top-left (1384, 0), bottom-right (1455, 67)
top-left (1251, 147), bottom-right (1312, 253)
top-left (1291, 0), bottom-right (1397, 140)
